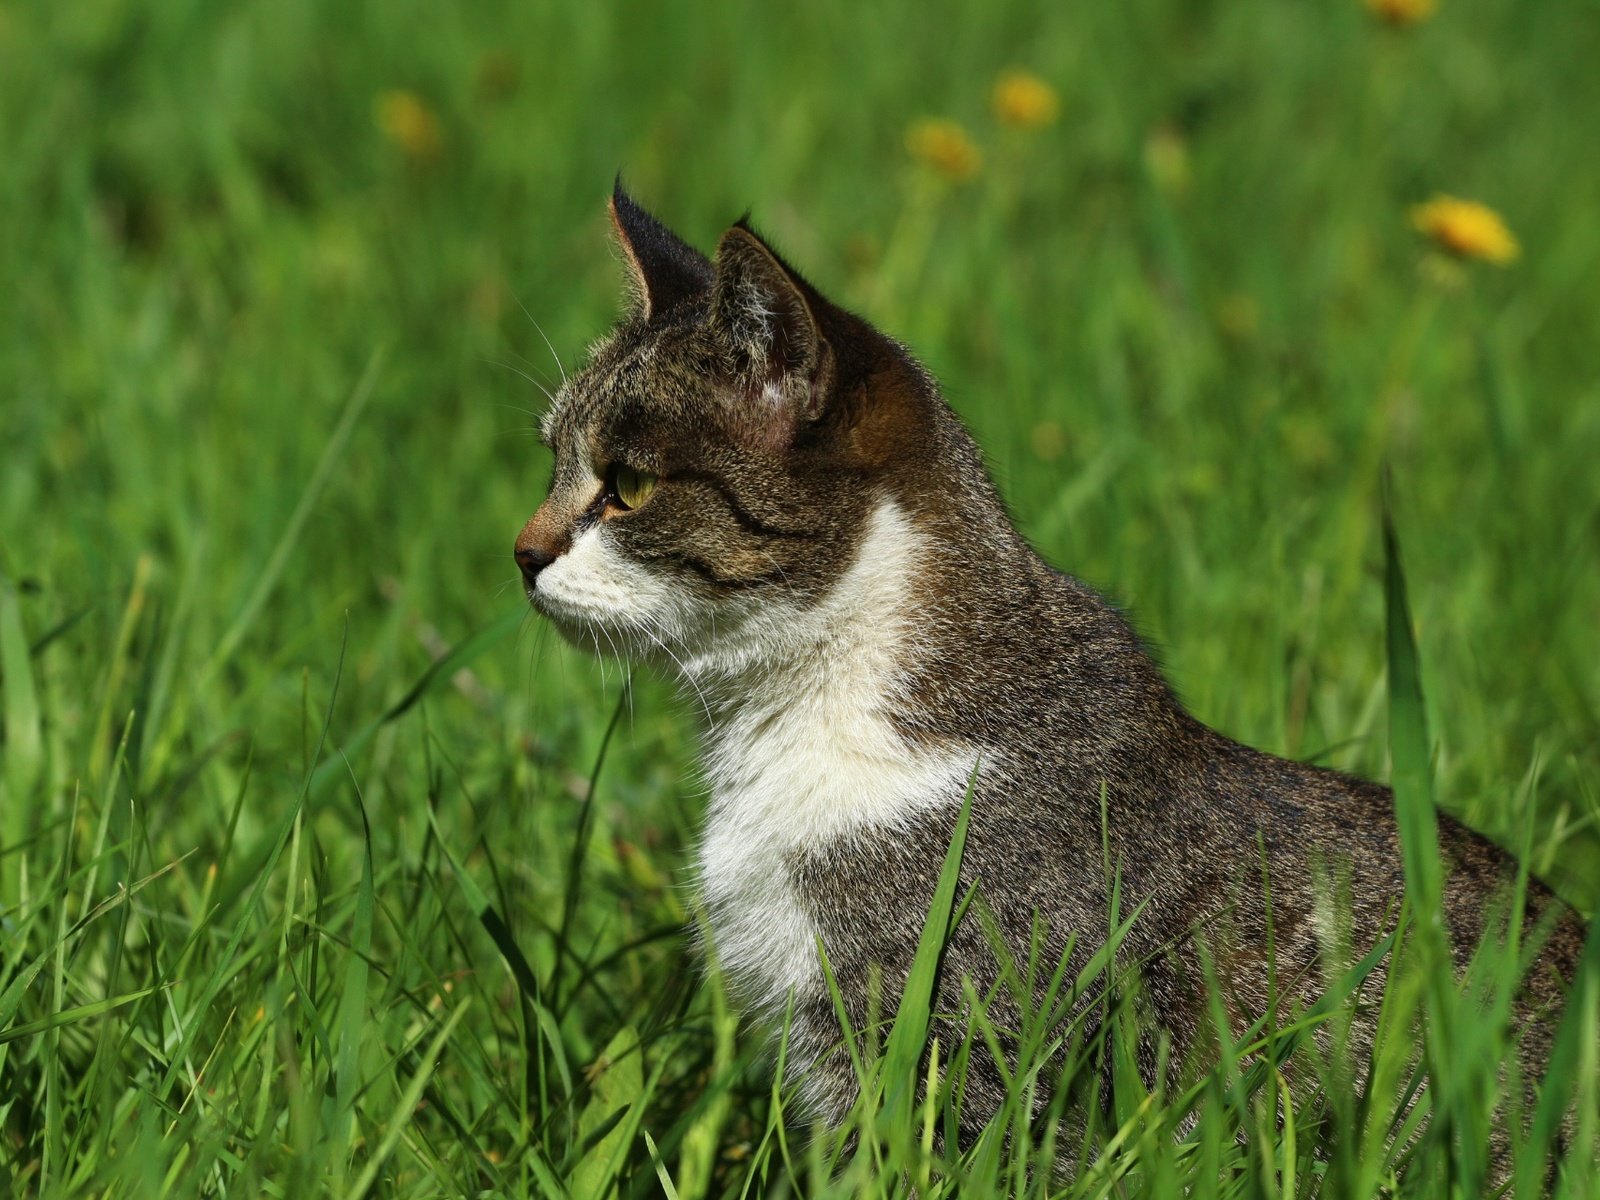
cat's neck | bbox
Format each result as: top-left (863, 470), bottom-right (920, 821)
top-left (690, 494), bottom-right (979, 866)
top-left (678, 496), bottom-right (932, 717)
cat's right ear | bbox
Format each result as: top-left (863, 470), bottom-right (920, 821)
top-left (608, 180), bottom-right (714, 321)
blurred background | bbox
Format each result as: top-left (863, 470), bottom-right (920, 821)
top-left (8, 0), bottom-right (1597, 883)
top-left (3, 0), bottom-right (1599, 1190)
top-left (5, 0), bottom-right (1600, 884)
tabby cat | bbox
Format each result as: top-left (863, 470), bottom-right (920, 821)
top-left (513, 183), bottom-right (1581, 1141)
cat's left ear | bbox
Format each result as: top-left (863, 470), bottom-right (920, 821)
top-left (710, 222), bottom-right (831, 423)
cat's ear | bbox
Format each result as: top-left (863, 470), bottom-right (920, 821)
top-left (710, 222), bottom-right (830, 421)
top-left (608, 179), bottom-right (713, 320)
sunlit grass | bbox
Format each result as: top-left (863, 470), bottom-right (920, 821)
top-left (2, 0), bottom-right (1598, 1194)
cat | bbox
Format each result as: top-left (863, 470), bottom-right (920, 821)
top-left (513, 182), bottom-right (1583, 1149)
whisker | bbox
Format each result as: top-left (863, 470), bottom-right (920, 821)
top-left (756, 549), bottom-right (799, 598)
top-left (639, 625), bottom-right (717, 730)
top-left (501, 347), bottom-right (558, 383)
top-left (513, 294), bottom-right (570, 386)
top-left (494, 401), bottom-right (547, 419)
top-left (600, 628), bottom-right (642, 729)
top-left (589, 627), bottom-right (609, 694)
top-left (485, 357), bottom-right (557, 407)
top-left (518, 609), bottom-right (549, 720)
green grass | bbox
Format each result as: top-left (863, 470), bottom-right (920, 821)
top-left (2, 0), bottom-right (1599, 1194)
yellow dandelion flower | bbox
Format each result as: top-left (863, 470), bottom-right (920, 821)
top-left (907, 119), bottom-right (982, 182)
top-left (1410, 195), bottom-right (1519, 264)
top-left (1367, 0), bottom-right (1436, 26)
top-left (992, 70), bottom-right (1059, 128)
top-left (374, 90), bottom-right (442, 161)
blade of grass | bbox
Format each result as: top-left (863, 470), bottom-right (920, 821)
top-left (0, 984), bottom-right (169, 1045)
top-left (878, 763), bottom-right (978, 1148)
top-left (552, 685), bottom-right (628, 1016)
top-left (196, 347), bottom-right (386, 694)
top-left (1515, 909), bottom-right (1600, 1195)
top-left (644, 1130), bottom-right (681, 1200)
top-left (426, 804), bottom-right (573, 1101)
top-left (85, 553), bottom-right (151, 784)
top-left (0, 852), bottom-right (189, 1030)
top-left (157, 623), bottom-right (347, 1096)
top-left (0, 568), bottom-right (43, 910)
top-left (1383, 494), bottom-right (1448, 946)
top-left (570, 1024), bottom-right (643, 1198)
top-left (331, 781), bottom-right (377, 1187)
top-left (340, 998), bottom-right (469, 1200)
top-left (1385, 492), bottom-right (1483, 1192)
top-left (307, 608), bottom-right (523, 799)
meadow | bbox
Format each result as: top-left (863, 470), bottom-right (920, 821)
top-left (1, 0), bottom-right (1598, 1195)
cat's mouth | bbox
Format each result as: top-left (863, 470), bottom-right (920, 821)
top-left (528, 582), bottom-right (661, 661)
top-left (529, 586), bottom-right (608, 635)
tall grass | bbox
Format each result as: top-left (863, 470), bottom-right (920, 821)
top-left (1, 528), bottom-right (1592, 1194)
top-left (2, 0), bottom-right (1598, 1194)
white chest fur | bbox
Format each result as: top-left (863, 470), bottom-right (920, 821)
top-left (692, 501), bottom-right (976, 1013)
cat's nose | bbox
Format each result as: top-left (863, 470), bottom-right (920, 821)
top-left (515, 545), bottom-right (555, 586)
top-left (516, 504), bottom-right (572, 588)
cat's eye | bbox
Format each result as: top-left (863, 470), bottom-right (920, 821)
top-left (606, 463), bottom-right (657, 511)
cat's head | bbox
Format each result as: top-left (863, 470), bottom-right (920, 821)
top-left (515, 183), bottom-right (945, 678)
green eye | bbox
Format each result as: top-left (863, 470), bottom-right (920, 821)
top-left (608, 463), bottom-right (657, 510)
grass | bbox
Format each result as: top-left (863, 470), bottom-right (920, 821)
top-left (2, 0), bottom-right (1599, 1194)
